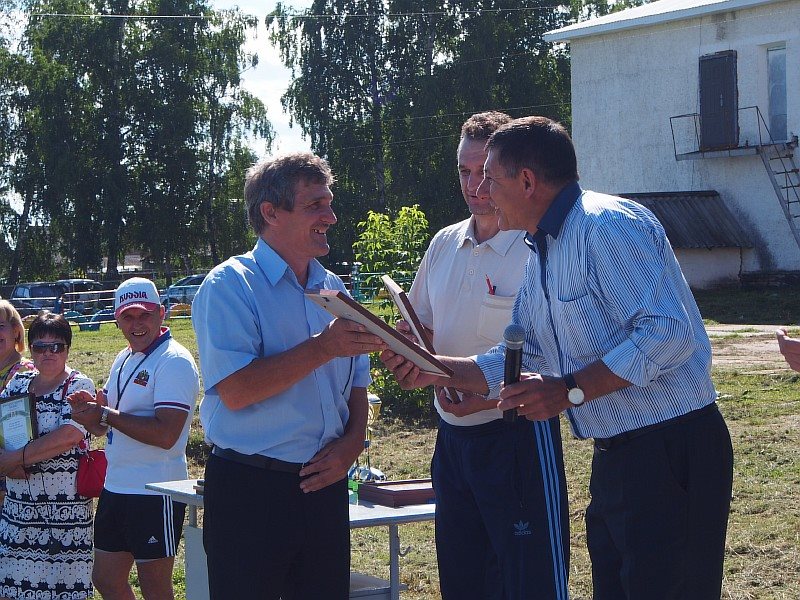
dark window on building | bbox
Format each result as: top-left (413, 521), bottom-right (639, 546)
top-left (768, 45), bottom-right (787, 141)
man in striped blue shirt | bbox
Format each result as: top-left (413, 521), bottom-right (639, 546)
top-left (383, 116), bottom-right (734, 599)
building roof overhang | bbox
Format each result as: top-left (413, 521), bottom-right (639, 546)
top-left (619, 190), bottom-right (754, 249)
top-left (544, 0), bottom-right (782, 43)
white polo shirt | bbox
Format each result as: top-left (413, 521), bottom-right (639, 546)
top-left (408, 218), bottom-right (529, 426)
top-left (104, 329), bottom-right (200, 495)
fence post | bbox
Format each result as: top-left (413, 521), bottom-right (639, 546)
top-left (351, 262), bottom-right (363, 301)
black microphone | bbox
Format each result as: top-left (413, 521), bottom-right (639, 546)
top-left (503, 324), bottom-right (525, 423)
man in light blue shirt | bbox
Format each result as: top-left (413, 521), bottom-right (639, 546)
top-left (383, 117), bottom-right (734, 600)
top-left (192, 152), bottom-right (385, 600)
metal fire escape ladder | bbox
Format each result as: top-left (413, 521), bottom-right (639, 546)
top-left (759, 138), bottom-right (800, 252)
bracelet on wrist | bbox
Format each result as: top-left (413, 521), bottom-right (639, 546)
top-left (22, 440), bottom-right (36, 474)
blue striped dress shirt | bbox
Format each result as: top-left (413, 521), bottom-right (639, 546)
top-left (475, 182), bottom-right (717, 439)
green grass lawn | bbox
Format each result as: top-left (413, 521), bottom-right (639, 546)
top-left (62, 285), bottom-right (799, 599)
top-left (695, 284), bottom-right (800, 326)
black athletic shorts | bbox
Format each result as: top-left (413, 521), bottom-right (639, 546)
top-left (94, 489), bottom-right (186, 560)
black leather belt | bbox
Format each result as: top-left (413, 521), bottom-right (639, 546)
top-left (594, 402), bottom-right (718, 451)
top-left (212, 446), bottom-right (304, 473)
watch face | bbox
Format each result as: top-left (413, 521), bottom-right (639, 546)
top-left (568, 387), bottom-right (585, 405)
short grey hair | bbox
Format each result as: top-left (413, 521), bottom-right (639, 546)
top-left (245, 152), bottom-right (335, 234)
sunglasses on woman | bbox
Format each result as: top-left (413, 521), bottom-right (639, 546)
top-left (30, 342), bottom-right (69, 354)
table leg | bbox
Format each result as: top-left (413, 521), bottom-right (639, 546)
top-left (389, 524), bottom-right (400, 600)
top-left (183, 507), bottom-right (209, 600)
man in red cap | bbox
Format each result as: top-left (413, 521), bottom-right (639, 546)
top-left (69, 277), bottom-right (200, 600)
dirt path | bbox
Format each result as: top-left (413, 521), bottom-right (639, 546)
top-left (706, 324), bottom-right (789, 373)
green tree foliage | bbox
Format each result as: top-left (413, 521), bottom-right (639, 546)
top-left (352, 203), bottom-right (433, 420)
top-left (353, 211), bottom-right (393, 276)
top-left (208, 142), bottom-right (259, 260)
top-left (368, 352), bottom-right (436, 422)
top-left (353, 203), bottom-right (429, 291)
top-left (0, 0), bottom-right (272, 284)
top-left (267, 0), bottom-right (574, 264)
top-left (195, 9), bottom-right (272, 264)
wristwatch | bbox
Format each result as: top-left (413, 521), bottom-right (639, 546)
top-left (99, 406), bottom-right (111, 427)
top-left (563, 373), bottom-right (585, 407)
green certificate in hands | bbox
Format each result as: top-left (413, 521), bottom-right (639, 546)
top-left (0, 393), bottom-right (38, 451)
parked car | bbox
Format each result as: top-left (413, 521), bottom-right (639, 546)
top-left (56, 279), bottom-right (115, 314)
top-left (9, 282), bottom-right (68, 316)
top-left (160, 274), bottom-right (206, 306)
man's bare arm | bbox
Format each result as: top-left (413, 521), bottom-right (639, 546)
top-left (70, 391), bottom-right (190, 450)
top-left (380, 350), bottom-right (489, 395)
top-left (777, 328), bottom-right (800, 372)
top-left (217, 319), bottom-right (385, 411)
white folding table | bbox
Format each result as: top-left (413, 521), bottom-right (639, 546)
top-left (146, 479), bottom-right (436, 600)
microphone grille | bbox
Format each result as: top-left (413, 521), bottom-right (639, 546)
top-left (503, 323), bottom-right (525, 344)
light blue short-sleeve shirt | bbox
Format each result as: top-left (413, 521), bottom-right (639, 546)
top-left (192, 238), bottom-right (371, 462)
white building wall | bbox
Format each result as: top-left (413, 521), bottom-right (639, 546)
top-left (568, 0), bottom-right (800, 276)
top-left (675, 248), bottom-right (743, 287)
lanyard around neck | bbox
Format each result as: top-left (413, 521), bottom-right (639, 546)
top-left (114, 351), bottom-right (150, 411)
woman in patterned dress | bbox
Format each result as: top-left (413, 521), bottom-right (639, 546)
top-left (0, 312), bottom-right (95, 600)
top-left (0, 301), bottom-right (35, 503)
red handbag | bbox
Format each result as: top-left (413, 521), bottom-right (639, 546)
top-left (61, 374), bottom-right (108, 499)
top-left (77, 439), bottom-right (107, 498)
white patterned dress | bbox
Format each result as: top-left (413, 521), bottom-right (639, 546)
top-left (0, 370), bottom-right (95, 600)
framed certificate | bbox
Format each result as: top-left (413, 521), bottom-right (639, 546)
top-left (305, 289), bottom-right (453, 377)
top-left (380, 275), bottom-right (433, 350)
top-left (0, 393), bottom-right (38, 451)
top-left (358, 478), bottom-right (435, 507)
top-left (380, 275), bottom-right (462, 403)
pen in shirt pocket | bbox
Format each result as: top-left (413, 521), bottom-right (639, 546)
top-left (485, 274), bottom-right (496, 295)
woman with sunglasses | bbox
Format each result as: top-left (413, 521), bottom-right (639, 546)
top-left (0, 311), bottom-right (95, 600)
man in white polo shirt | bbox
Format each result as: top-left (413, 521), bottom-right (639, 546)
top-left (403, 112), bottom-right (569, 599)
top-left (69, 277), bottom-right (200, 600)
